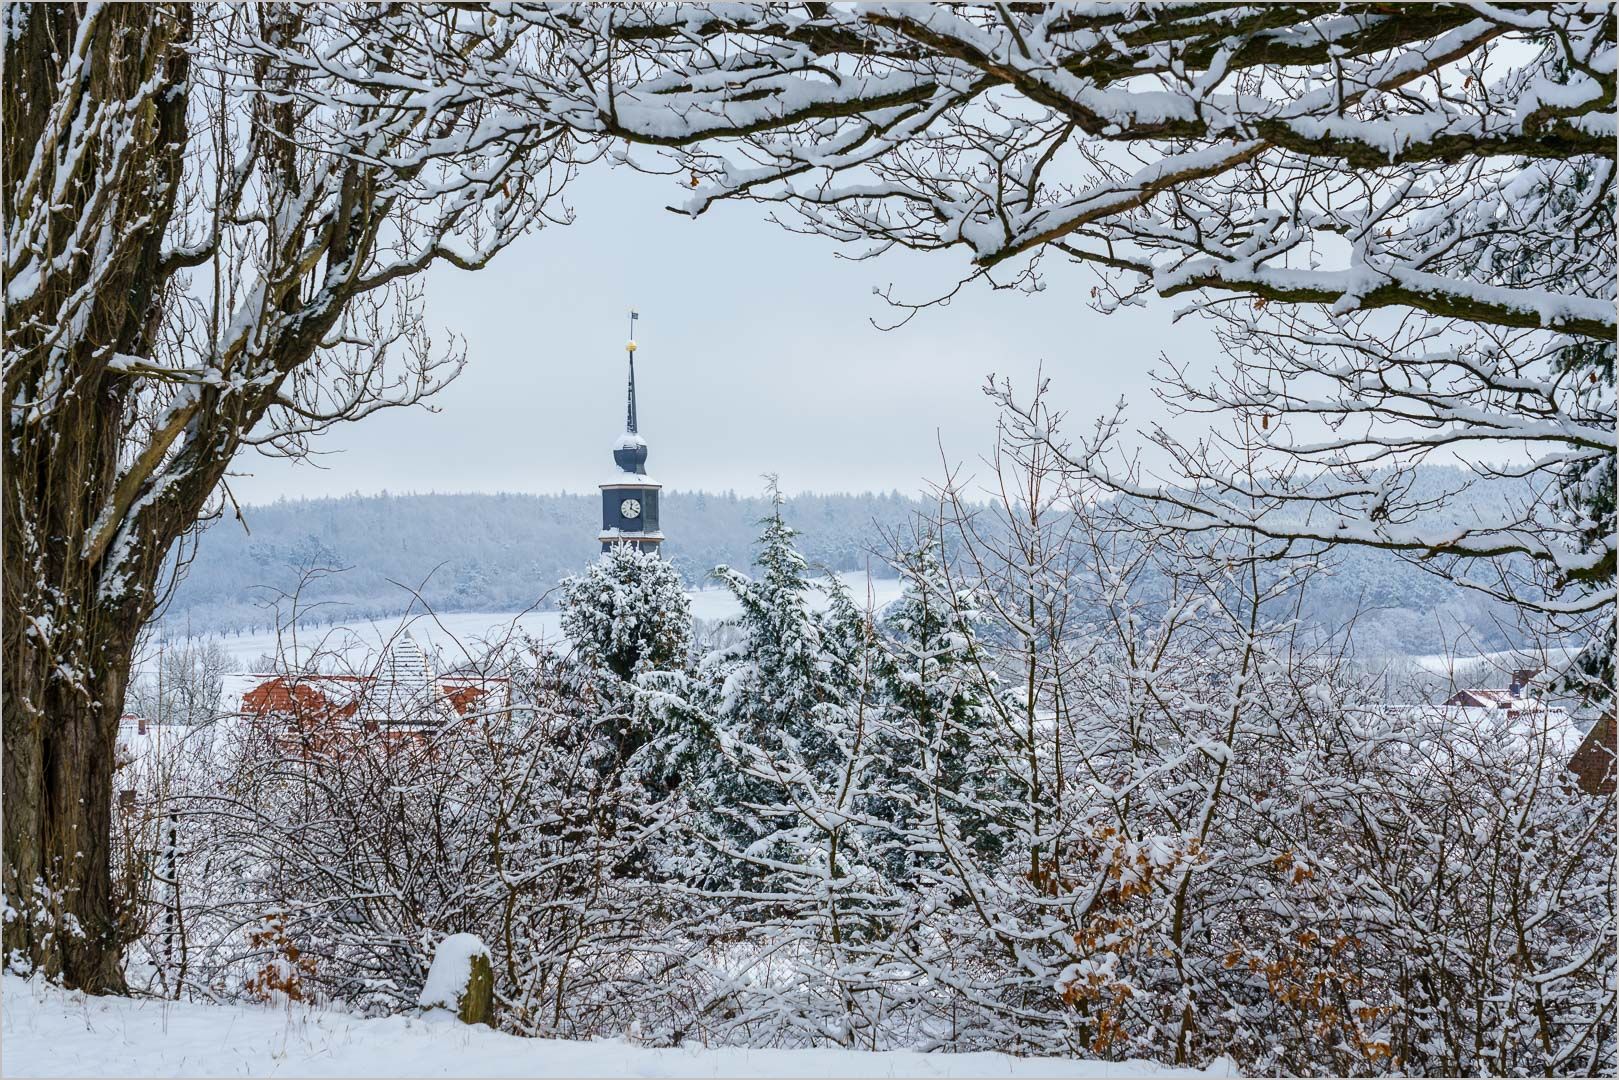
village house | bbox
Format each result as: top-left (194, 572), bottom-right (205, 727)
top-left (238, 633), bottom-right (510, 752)
top-left (1439, 666), bottom-right (1613, 796)
top-left (1441, 667), bottom-right (1542, 711)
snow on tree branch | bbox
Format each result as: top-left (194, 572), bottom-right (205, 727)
top-left (501, 3), bottom-right (1615, 340)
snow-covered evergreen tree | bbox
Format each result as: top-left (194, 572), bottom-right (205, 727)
top-left (711, 485), bottom-right (824, 734)
top-left (676, 486), bottom-right (907, 1045)
top-left (692, 481), bottom-right (831, 856)
top-left (559, 545), bottom-right (695, 775)
top-left (874, 532), bottom-right (1006, 877)
top-left (561, 546), bottom-right (693, 684)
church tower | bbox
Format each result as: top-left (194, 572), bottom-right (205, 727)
top-left (599, 314), bottom-right (663, 554)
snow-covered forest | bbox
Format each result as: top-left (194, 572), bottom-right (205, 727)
top-left (158, 469), bottom-right (1538, 658)
top-left (4, 4), bottom-right (1614, 1077)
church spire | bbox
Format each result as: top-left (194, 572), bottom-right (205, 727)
top-left (612, 311), bottom-right (650, 476)
top-left (600, 312), bottom-right (662, 554)
top-left (624, 310), bottom-right (639, 435)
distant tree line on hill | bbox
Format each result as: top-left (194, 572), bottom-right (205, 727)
top-left (162, 471), bottom-right (1542, 660)
top-left (162, 489), bottom-right (914, 633)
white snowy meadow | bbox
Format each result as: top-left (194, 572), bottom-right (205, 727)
top-left (180, 573), bottom-right (906, 674)
top-left (0, 974), bottom-right (1233, 1079)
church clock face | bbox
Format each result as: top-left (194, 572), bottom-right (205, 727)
top-left (620, 497), bottom-right (642, 520)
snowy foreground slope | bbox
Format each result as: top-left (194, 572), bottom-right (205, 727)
top-left (1, 976), bottom-right (1233, 1079)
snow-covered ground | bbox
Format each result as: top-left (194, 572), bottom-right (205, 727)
top-left (1, 975), bottom-right (1234, 1078)
top-left (1407, 645), bottom-right (1576, 681)
top-left (162, 573), bottom-right (906, 672)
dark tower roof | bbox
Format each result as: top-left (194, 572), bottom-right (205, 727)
top-left (613, 431), bottom-right (648, 474)
top-left (624, 339), bottom-right (639, 435)
top-left (613, 329), bottom-right (649, 474)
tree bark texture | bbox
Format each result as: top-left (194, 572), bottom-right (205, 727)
top-left (3, 3), bottom-right (192, 992)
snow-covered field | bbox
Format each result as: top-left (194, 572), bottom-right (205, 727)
top-left (1407, 645), bottom-right (1576, 681)
top-left (1, 975), bottom-right (1234, 1079)
top-left (169, 573), bottom-right (906, 671)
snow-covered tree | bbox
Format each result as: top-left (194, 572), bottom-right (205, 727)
top-left (557, 5), bottom-right (1610, 334)
top-left (560, 544), bottom-right (695, 776)
top-left (562, 546), bottom-right (693, 685)
top-left (913, 387), bottom-right (1616, 1072)
top-left (0, 4), bottom-right (602, 988)
top-left (712, 484), bottom-right (825, 728)
top-left (672, 488), bottom-right (904, 1046)
top-left (126, 637), bottom-right (234, 729)
top-left (692, 481), bottom-right (832, 855)
top-left (874, 530), bottom-right (1006, 876)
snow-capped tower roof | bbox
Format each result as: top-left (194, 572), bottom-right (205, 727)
top-left (350, 630), bottom-right (439, 722)
top-left (613, 322), bottom-right (649, 475)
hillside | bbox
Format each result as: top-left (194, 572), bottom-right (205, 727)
top-left (159, 475), bottom-right (1540, 657)
top-left (162, 490), bottom-right (919, 634)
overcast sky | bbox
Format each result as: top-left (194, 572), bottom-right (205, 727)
top-left (232, 164), bottom-right (1217, 504)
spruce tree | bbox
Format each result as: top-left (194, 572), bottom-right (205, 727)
top-left (560, 545), bottom-right (692, 684)
top-left (691, 482), bottom-right (826, 864)
top-left (689, 489), bottom-right (899, 1041)
top-left (559, 545), bottom-right (693, 766)
top-left (877, 534), bottom-right (1006, 874)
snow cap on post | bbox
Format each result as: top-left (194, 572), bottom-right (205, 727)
top-left (419, 933), bottom-right (493, 1025)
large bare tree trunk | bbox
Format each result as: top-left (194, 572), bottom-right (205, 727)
top-left (3, 625), bottom-right (136, 992)
top-left (2, 3), bottom-right (192, 992)
top-left (3, 3), bottom-right (586, 991)
top-left (3, 375), bottom-right (158, 991)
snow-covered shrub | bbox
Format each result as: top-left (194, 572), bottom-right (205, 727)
top-left (146, 645), bottom-right (675, 1025)
top-left (243, 915), bottom-right (317, 1006)
top-left (873, 398), bottom-right (1618, 1074)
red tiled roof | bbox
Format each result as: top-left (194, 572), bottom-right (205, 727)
top-left (240, 676), bottom-right (361, 722)
top-left (440, 684), bottom-right (487, 716)
top-left (1444, 688), bottom-right (1516, 709)
top-left (240, 672), bottom-right (509, 723)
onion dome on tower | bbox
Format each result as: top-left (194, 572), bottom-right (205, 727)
top-left (599, 313), bottom-right (663, 554)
